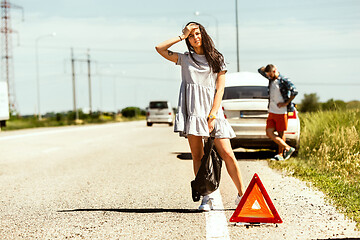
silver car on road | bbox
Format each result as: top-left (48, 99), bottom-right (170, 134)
top-left (146, 101), bottom-right (174, 127)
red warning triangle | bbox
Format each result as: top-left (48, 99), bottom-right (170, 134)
top-left (230, 173), bottom-right (282, 223)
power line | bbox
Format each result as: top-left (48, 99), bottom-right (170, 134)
top-left (18, 43), bottom-right (155, 53)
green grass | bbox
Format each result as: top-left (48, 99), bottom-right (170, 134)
top-left (269, 109), bottom-right (360, 228)
top-left (3, 117), bottom-right (68, 130)
top-left (2, 115), bottom-right (146, 131)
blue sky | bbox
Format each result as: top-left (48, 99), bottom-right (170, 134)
top-left (4, 0), bottom-right (360, 115)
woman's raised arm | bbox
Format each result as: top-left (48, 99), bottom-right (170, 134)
top-left (155, 23), bottom-right (199, 63)
top-left (155, 36), bottom-right (184, 63)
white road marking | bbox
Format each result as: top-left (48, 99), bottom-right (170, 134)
top-left (206, 189), bottom-right (230, 240)
top-left (0, 122), bottom-right (126, 141)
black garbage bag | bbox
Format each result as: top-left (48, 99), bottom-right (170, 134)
top-left (191, 135), bottom-right (222, 202)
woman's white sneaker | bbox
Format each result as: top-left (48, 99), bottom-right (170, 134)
top-left (235, 194), bottom-right (243, 206)
top-left (198, 195), bottom-right (213, 211)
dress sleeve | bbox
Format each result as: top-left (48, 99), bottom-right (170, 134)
top-left (176, 52), bottom-right (185, 66)
top-left (220, 61), bottom-right (227, 73)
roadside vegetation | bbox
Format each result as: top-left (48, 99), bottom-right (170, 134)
top-left (270, 95), bottom-right (360, 228)
top-left (1, 107), bottom-right (146, 131)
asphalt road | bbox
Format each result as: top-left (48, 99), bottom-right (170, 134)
top-left (0, 121), bottom-right (359, 239)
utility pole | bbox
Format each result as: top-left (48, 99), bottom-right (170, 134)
top-left (71, 48), bottom-right (78, 121)
top-left (70, 48), bottom-right (93, 120)
top-left (87, 49), bottom-right (92, 114)
top-left (113, 76), bottom-right (116, 113)
top-left (0, 0), bottom-right (24, 114)
top-left (235, 0), bottom-right (240, 72)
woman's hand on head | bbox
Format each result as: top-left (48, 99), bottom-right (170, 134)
top-left (182, 23), bottom-right (199, 39)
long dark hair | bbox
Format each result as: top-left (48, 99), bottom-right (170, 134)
top-left (184, 22), bottom-right (225, 73)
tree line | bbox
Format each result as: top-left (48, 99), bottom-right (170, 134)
top-left (298, 93), bottom-right (360, 112)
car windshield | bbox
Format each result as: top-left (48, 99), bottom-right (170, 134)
top-left (223, 86), bottom-right (269, 100)
top-left (149, 101), bottom-right (168, 109)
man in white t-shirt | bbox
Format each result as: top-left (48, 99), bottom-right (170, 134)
top-left (258, 64), bottom-right (298, 160)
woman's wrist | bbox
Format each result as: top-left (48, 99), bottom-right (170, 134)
top-left (208, 114), bottom-right (216, 120)
top-left (179, 34), bottom-right (186, 41)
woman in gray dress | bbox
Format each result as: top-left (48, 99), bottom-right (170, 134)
top-left (155, 22), bottom-right (245, 211)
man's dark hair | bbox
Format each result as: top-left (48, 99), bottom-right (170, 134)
top-left (264, 64), bottom-right (276, 73)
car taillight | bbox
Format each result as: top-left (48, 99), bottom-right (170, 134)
top-left (169, 112), bottom-right (172, 115)
top-left (146, 112), bottom-right (150, 116)
top-left (222, 107), bottom-right (227, 119)
top-left (287, 111), bottom-right (297, 119)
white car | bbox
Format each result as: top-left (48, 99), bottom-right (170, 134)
top-left (222, 72), bottom-right (300, 152)
top-left (146, 101), bottom-right (174, 127)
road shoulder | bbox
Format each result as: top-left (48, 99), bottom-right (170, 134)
top-left (220, 159), bottom-right (360, 239)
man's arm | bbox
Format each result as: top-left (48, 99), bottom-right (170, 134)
top-left (285, 78), bottom-right (298, 97)
top-left (258, 67), bottom-right (269, 79)
top-left (277, 78), bottom-right (298, 108)
top-left (277, 95), bottom-right (296, 108)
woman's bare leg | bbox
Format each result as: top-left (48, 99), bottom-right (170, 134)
top-left (187, 135), bottom-right (204, 175)
top-left (214, 138), bottom-right (245, 196)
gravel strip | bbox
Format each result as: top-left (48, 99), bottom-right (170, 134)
top-left (221, 159), bottom-right (360, 239)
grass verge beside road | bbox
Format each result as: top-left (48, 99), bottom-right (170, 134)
top-left (1, 113), bottom-right (146, 131)
top-left (269, 109), bottom-right (360, 229)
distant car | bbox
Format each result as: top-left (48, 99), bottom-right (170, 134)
top-left (222, 72), bottom-right (300, 152)
top-left (146, 101), bottom-right (174, 127)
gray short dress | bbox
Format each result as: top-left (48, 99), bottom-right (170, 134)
top-left (174, 51), bottom-right (235, 139)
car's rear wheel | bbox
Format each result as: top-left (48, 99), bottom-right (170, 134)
top-left (147, 122), bottom-right (153, 127)
top-left (169, 123), bottom-right (173, 127)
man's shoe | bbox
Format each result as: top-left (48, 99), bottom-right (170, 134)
top-left (271, 154), bottom-right (284, 161)
top-left (284, 147), bottom-right (295, 160)
top-left (235, 194), bottom-right (243, 206)
top-left (198, 195), bottom-right (213, 211)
